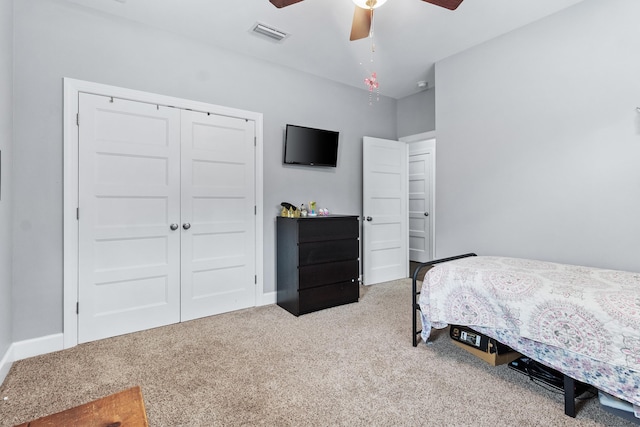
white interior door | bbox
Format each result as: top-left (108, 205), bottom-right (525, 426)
top-left (180, 111), bottom-right (256, 321)
top-left (78, 93), bottom-right (181, 343)
top-left (409, 151), bottom-right (432, 262)
top-left (362, 136), bottom-right (408, 285)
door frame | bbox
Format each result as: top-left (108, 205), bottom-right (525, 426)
top-left (63, 78), bottom-right (264, 349)
top-left (400, 131), bottom-right (436, 261)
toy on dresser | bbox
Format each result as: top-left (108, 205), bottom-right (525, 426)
top-left (280, 201), bottom-right (329, 218)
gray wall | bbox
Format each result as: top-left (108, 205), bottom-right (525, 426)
top-left (435, 0), bottom-right (640, 272)
top-left (0, 0), bottom-right (13, 356)
top-left (397, 89), bottom-right (435, 138)
top-left (12, 0), bottom-right (397, 341)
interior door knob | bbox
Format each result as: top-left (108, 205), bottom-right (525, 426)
top-left (424, 212), bottom-right (429, 217)
top-left (182, 223), bottom-right (191, 230)
top-left (170, 223), bottom-right (179, 230)
top-left (366, 216), bottom-right (372, 222)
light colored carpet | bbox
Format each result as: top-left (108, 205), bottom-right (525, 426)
top-left (0, 279), bottom-right (637, 426)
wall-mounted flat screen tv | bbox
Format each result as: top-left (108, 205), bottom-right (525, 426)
top-left (283, 124), bottom-right (339, 167)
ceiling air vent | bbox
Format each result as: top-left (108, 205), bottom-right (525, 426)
top-left (251, 23), bottom-right (289, 42)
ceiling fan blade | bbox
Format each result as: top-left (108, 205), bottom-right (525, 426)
top-left (421, 0), bottom-right (464, 10)
top-left (350, 6), bottom-right (372, 41)
top-left (269, 0), bottom-right (304, 8)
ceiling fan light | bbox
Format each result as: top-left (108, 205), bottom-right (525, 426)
top-left (352, 0), bottom-right (388, 10)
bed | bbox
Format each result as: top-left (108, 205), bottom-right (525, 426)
top-left (412, 253), bottom-right (640, 418)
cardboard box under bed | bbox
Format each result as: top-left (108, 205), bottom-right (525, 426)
top-left (449, 325), bottom-right (521, 366)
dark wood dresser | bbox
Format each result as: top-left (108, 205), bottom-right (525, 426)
top-left (276, 215), bottom-right (359, 316)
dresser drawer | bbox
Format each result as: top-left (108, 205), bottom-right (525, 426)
top-left (298, 218), bottom-right (358, 243)
top-left (298, 281), bottom-right (359, 314)
top-left (298, 239), bottom-right (359, 266)
top-left (298, 259), bottom-right (358, 290)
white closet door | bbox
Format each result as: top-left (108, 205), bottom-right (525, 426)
top-left (180, 111), bottom-right (256, 321)
top-left (78, 93), bottom-right (181, 343)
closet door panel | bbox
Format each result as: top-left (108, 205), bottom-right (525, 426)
top-left (78, 93), bottom-right (181, 344)
top-left (180, 111), bottom-right (256, 321)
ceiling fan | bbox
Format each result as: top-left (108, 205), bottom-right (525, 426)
top-left (269, 0), bottom-right (464, 41)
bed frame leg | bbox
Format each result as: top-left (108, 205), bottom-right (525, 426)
top-left (564, 375), bottom-right (576, 417)
top-left (412, 253), bottom-right (476, 347)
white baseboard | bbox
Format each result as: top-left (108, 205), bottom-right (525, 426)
top-left (0, 344), bottom-right (14, 386)
top-left (260, 291), bottom-right (276, 306)
top-left (0, 333), bottom-right (65, 387)
top-left (12, 333), bottom-right (64, 362)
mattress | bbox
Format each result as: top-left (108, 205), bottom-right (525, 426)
top-left (418, 255), bottom-right (640, 407)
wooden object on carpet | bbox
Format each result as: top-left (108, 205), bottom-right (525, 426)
top-left (14, 386), bottom-right (148, 427)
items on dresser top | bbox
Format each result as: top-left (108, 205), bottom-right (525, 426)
top-left (279, 201), bottom-right (330, 218)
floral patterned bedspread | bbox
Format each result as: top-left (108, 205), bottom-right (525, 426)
top-left (418, 256), bottom-right (640, 407)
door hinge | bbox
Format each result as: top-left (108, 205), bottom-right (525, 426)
top-left (76, 207), bottom-right (80, 220)
top-left (76, 113), bottom-right (79, 126)
top-left (254, 136), bottom-right (256, 146)
top-left (255, 275), bottom-right (257, 285)
top-left (76, 302), bottom-right (79, 314)
top-left (254, 205), bottom-right (257, 215)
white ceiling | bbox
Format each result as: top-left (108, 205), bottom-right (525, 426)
top-left (62, 0), bottom-right (586, 99)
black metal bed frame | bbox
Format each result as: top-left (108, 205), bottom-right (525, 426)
top-left (411, 252), bottom-right (581, 418)
top-left (412, 253), bottom-right (477, 348)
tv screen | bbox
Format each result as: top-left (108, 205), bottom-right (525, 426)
top-left (283, 124), bottom-right (339, 167)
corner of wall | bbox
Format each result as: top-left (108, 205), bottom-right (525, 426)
top-left (396, 90), bottom-right (436, 139)
top-left (0, 333), bottom-right (66, 387)
top-left (0, 0), bottom-right (14, 378)
top-left (0, 344), bottom-right (14, 387)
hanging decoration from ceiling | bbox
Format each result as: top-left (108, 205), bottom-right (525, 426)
top-left (364, 72), bottom-right (380, 105)
top-left (361, 14), bottom-right (380, 106)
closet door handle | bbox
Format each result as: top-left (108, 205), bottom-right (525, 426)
top-left (182, 223), bottom-right (191, 230)
top-left (169, 223), bottom-right (179, 231)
